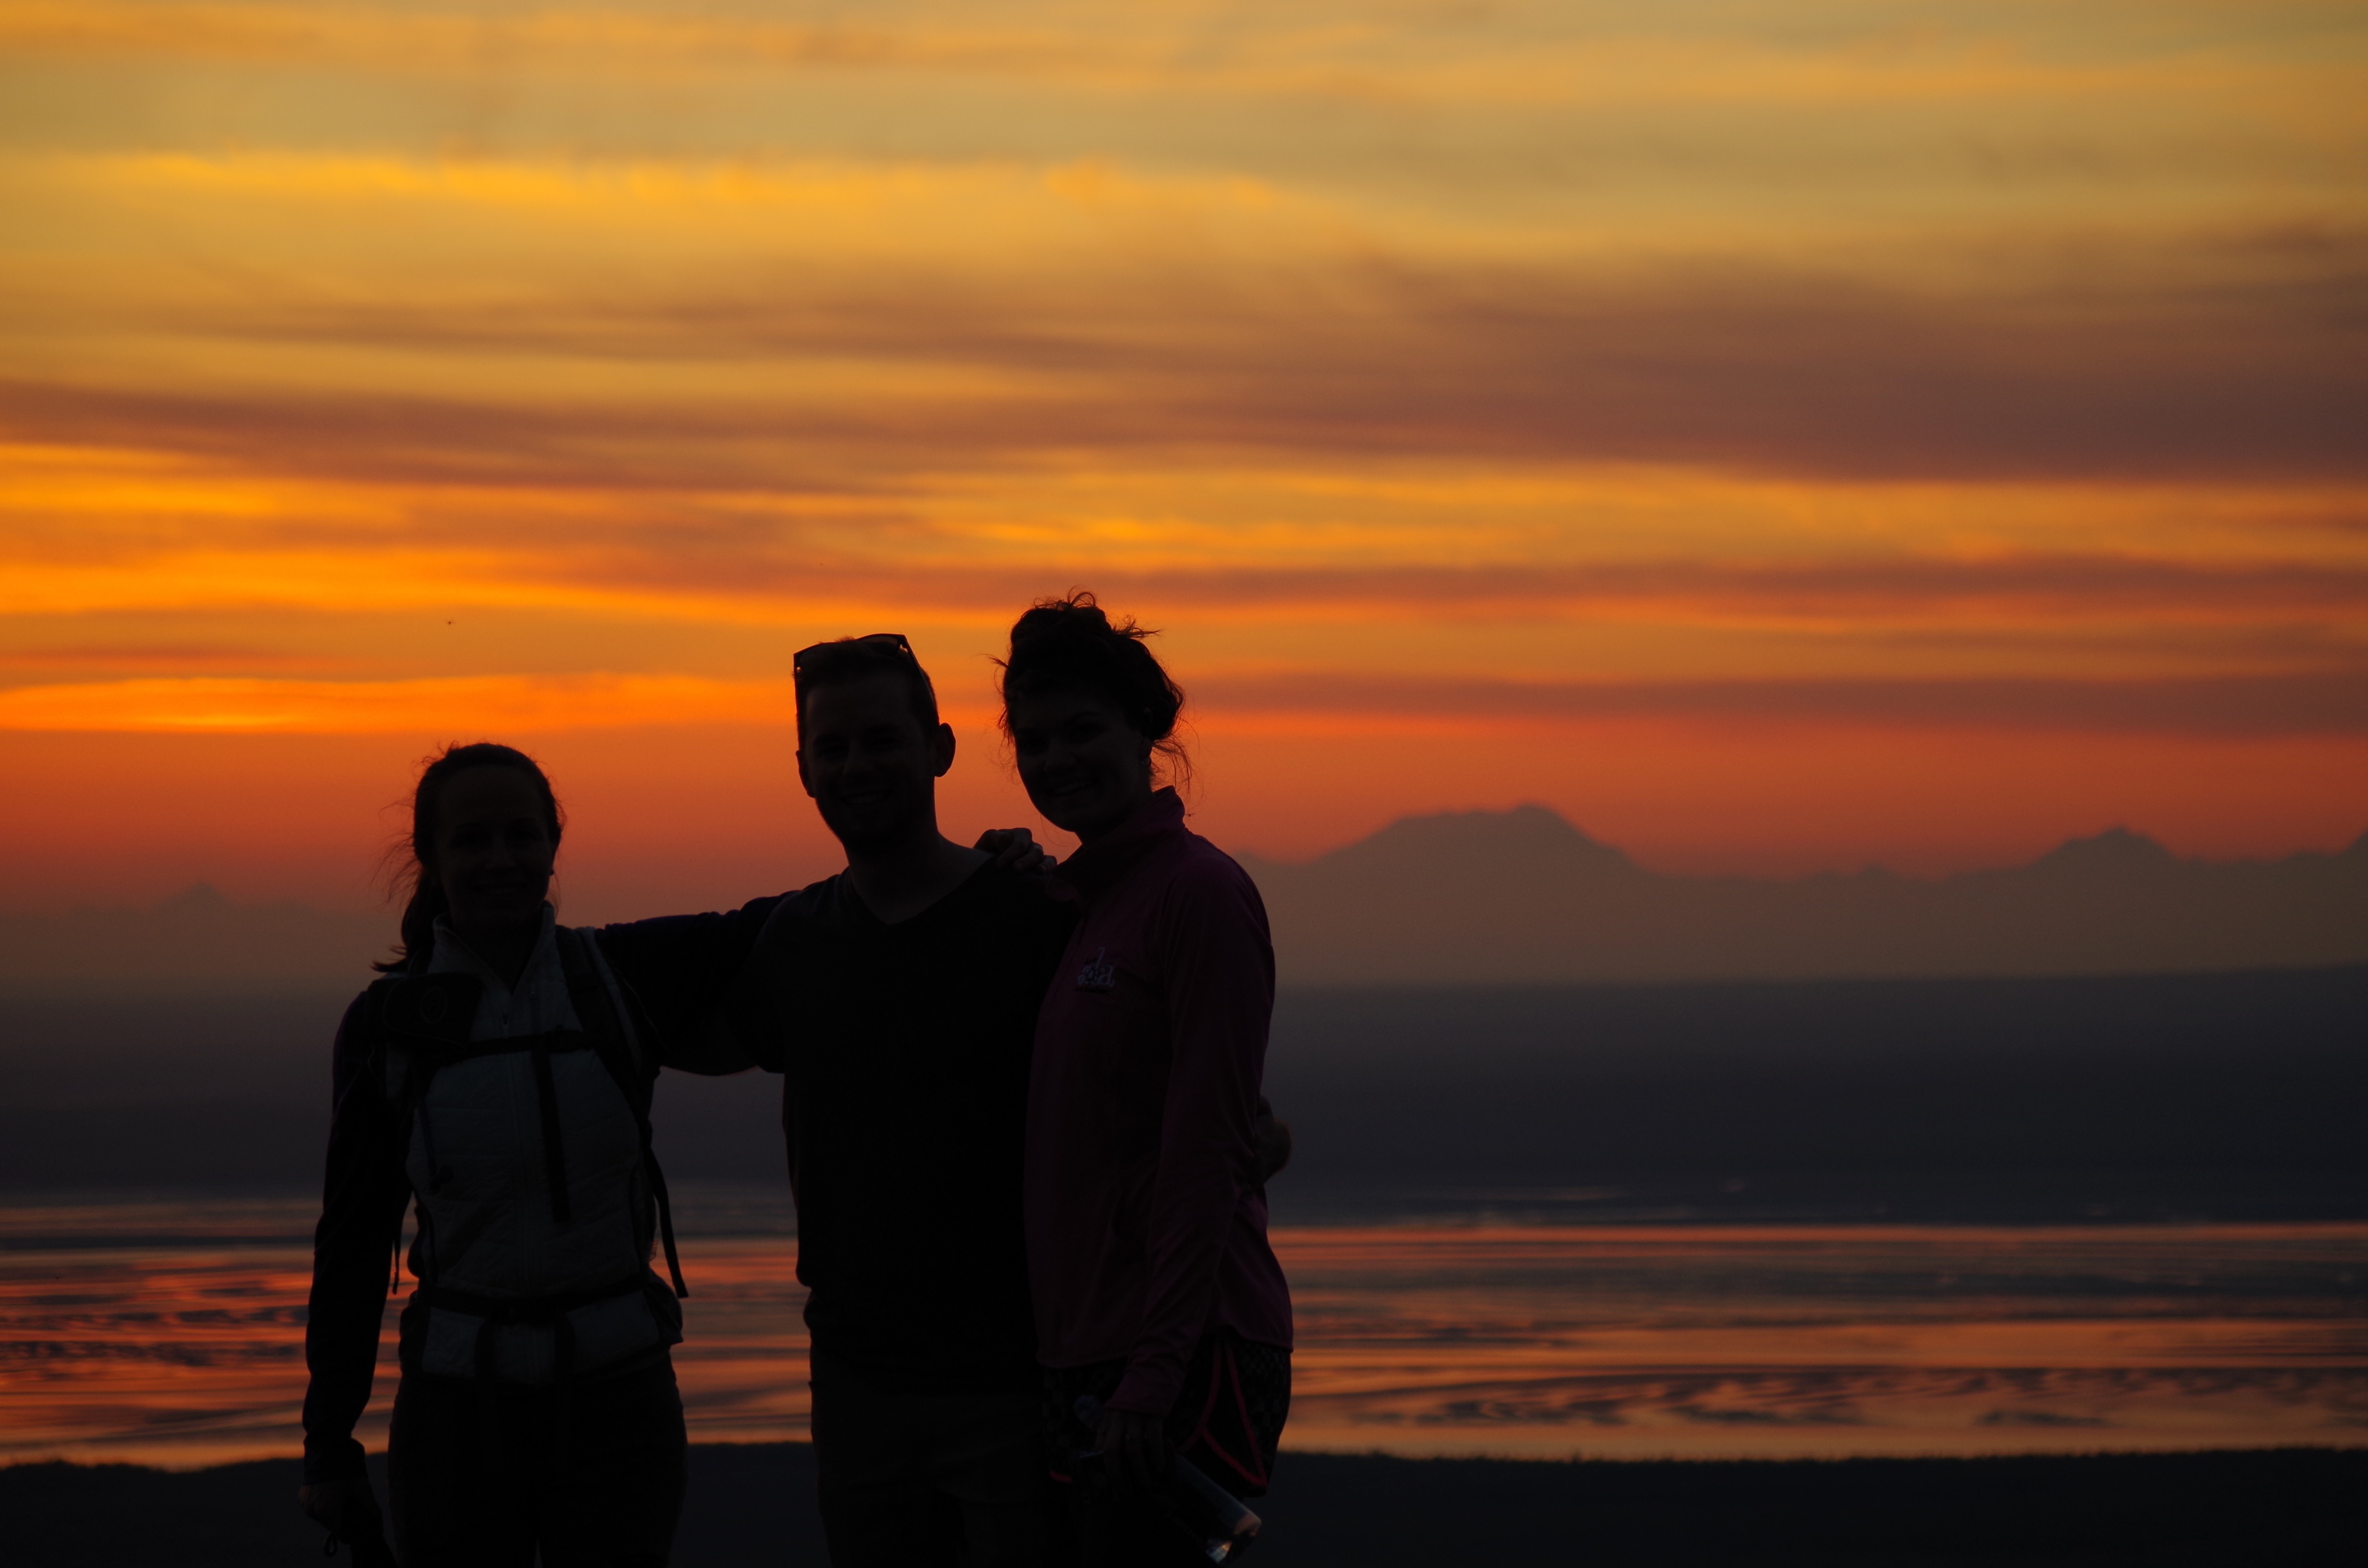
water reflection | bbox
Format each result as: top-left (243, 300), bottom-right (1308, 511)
top-left (2, 1189), bottom-right (2361, 1468)
top-left (1281, 1225), bottom-right (2368, 1457)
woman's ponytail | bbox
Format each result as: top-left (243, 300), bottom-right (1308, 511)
top-left (383, 877), bottom-right (451, 976)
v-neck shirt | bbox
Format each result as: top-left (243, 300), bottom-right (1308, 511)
top-left (735, 861), bottom-right (1077, 1391)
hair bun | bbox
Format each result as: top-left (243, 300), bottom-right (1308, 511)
top-left (997, 592), bottom-right (1191, 784)
top-left (1010, 592), bottom-right (1114, 646)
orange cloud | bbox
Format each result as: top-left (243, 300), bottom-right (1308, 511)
top-left (0, 674), bottom-right (822, 734)
top-left (1193, 671), bottom-right (2368, 738)
top-left (2, 0), bottom-right (2362, 901)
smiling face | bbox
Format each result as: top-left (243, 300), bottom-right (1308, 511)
top-left (1007, 685), bottom-right (1156, 843)
top-left (797, 670), bottom-right (956, 854)
top-left (429, 765), bottom-right (557, 937)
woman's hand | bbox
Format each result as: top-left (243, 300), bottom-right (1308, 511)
top-left (1095, 1405), bottom-right (1171, 1494)
top-left (301, 1479), bottom-right (395, 1568)
top-left (298, 1479), bottom-right (356, 1530)
top-left (1254, 1097), bottom-right (1293, 1183)
top-left (975, 826), bottom-right (1058, 880)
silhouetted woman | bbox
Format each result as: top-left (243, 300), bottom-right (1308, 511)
top-left (1002, 595), bottom-right (1295, 1563)
top-left (299, 743), bottom-right (725, 1568)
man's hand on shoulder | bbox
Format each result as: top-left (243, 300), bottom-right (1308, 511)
top-left (976, 826), bottom-right (1059, 881)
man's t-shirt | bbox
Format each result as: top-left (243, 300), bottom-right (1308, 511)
top-left (600, 863), bottom-right (1075, 1393)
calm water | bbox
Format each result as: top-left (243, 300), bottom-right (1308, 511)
top-left (2, 1184), bottom-right (2362, 1469)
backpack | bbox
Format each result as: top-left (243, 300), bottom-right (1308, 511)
top-left (356, 926), bottom-right (688, 1306)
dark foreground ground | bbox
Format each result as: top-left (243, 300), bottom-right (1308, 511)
top-left (6, 1445), bottom-right (2362, 1567)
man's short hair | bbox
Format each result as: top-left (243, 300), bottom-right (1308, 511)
top-left (792, 635), bottom-right (940, 739)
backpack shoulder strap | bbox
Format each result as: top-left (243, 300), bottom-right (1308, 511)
top-left (374, 969), bottom-right (484, 1123)
top-left (351, 968), bottom-right (474, 1298)
top-left (555, 927), bottom-right (688, 1298)
top-left (348, 973), bottom-right (402, 1063)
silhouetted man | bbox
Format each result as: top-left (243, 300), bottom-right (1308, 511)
top-left (598, 634), bottom-right (1073, 1564)
top-left (601, 635), bottom-right (1289, 1563)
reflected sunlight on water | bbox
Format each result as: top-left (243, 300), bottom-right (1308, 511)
top-left (2, 1188), bottom-right (2361, 1469)
top-left (1280, 1225), bottom-right (2368, 1458)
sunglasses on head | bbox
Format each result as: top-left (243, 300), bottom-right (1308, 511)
top-left (792, 633), bottom-right (914, 672)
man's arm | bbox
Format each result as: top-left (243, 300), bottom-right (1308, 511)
top-left (596, 895), bottom-right (787, 1073)
top-left (599, 833), bottom-right (1041, 1070)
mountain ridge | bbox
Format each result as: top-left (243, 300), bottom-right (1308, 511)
top-left (1235, 808), bottom-right (2368, 985)
top-left (2, 813), bottom-right (2360, 988)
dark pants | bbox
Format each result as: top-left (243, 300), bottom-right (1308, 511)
top-left (810, 1349), bottom-right (1054, 1567)
top-left (1045, 1331), bottom-right (1292, 1567)
top-left (387, 1358), bottom-right (688, 1568)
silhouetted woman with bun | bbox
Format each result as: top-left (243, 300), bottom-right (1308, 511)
top-left (1002, 593), bottom-right (1294, 1562)
top-left (299, 743), bottom-right (734, 1568)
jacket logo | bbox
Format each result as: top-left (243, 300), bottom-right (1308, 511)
top-left (1074, 947), bottom-right (1117, 991)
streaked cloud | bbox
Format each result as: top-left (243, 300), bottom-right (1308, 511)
top-left (1193, 671), bottom-right (2368, 738)
top-left (7, 668), bottom-right (2356, 740)
top-left (0, 0), bottom-right (2362, 897)
top-left (0, 673), bottom-right (805, 734)
top-left (6, 146), bottom-right (2361, 485)
top-left (12, 1), bottom-right (2359, 110)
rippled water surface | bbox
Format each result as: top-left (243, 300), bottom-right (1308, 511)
top-left (3, 1185), bottom-right (2362, 1468)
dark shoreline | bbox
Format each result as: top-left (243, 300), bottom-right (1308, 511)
top-left (7, 1444), bottom-right (2360, 1566)
top-left (10, 967), bottom-right (2363, 1229)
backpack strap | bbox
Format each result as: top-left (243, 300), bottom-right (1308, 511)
top-left (343, 975), bottom-right (412, 1298)
top-left (555, 927), bottom-right (689, 1299)
top-left (377, 969), bottom-right (482, 1203)
top-left (377, 969), bottom-right (484, 1119)
top-left (366, 968), bottom-right (484, 1292)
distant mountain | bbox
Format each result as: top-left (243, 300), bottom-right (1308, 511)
top-left (6, 814), bottom-right (2363, 991)
top-left (0, 883), bottom-right (391, 991)
top-left (1236, 809), bottom-right (2368, 984)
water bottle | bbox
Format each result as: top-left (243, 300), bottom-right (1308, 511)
top-left (1073, 1394), bottom-right (1263, 1562)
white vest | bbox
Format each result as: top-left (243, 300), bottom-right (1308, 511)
top-left (396, 909), bottom-right (680, 1384)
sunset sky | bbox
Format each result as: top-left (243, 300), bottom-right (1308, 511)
top-left (2, 0), bottom-right (2363, 919)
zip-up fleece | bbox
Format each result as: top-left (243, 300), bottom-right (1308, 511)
top-left (1025, 788), bottom-right (1294, 1419)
